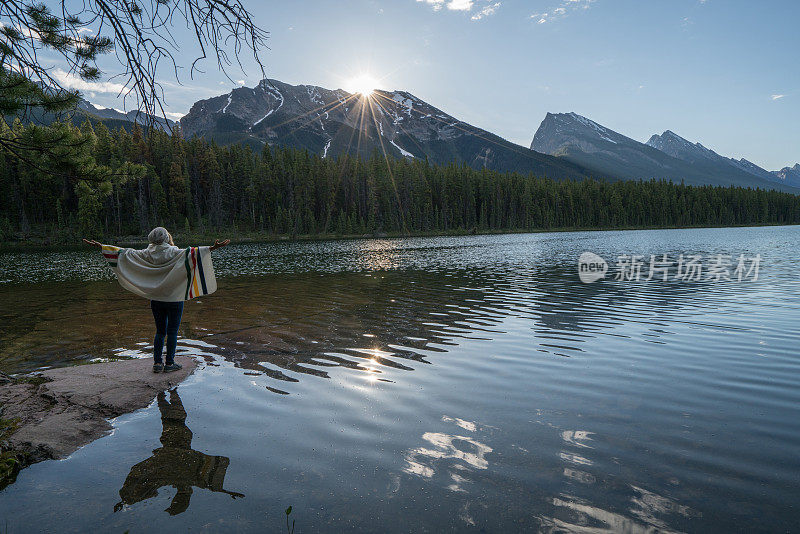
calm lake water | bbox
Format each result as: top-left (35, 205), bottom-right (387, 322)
top-left (1, 227), bottom-right (799, 532)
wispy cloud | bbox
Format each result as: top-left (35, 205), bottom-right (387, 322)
top-left (52, 68), bottom-right (125, 94)
top-left (447, 0), bottom-right (474, 10)
top-left (417, 0), bottom-right (471, 11)
top-left (472, 2), bottom-right (501, 20)
top-left (771, 94), bottom-right (785, 101)
top-left (531, 0), bottom-right (596, 24)
top-left (417, 0), bottom-right (501, 19)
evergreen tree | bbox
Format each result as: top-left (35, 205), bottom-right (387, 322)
top-left (1, 118), bottom-right (799, 242)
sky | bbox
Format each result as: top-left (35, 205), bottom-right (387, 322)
top-left (51, 0), bottom-right (800, 170)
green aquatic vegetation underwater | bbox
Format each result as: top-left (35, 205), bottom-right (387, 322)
top-left (0, 375), bottom-right (52, 489)
top-left (0, 416), bottom-right (22, 489)
top-left (15, 375), bottom-right (51, 387)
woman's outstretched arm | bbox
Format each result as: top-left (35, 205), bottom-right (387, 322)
top-left (209, 239), bottom-right (231, 251)
top-left (82, 238), bottom-right (103, 248)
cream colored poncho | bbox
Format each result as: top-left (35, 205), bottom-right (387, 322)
top-left (101, 241), bottom-right (217, 302)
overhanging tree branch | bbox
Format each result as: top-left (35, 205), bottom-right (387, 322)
top-left (0, 0), bottom-right (268, 174)
top-left (1, 0), bottom-right (268, 120)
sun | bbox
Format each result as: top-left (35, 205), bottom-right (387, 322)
top-left (347, 73), bottom-right (379, 96)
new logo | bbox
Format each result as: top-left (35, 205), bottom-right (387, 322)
top-left (578, 252), bottom-right (608, 283)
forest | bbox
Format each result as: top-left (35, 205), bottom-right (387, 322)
top-left (1, 118), bottom-right (799, 244)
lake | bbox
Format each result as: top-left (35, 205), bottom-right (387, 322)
top-left (1, 227), bottom-right (799, 532)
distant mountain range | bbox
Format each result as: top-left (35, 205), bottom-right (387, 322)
top-left (75, 99), bottom-right (173, 130)
top-left (773, 163), bottom-right (800, 188)
top-left (31, 78), bottom-right (798, 192)
top-left (531, 112), bottom-right (798, 192)
top-left (178, 79), bottom-right (591, 180)
top-left (6, 93), bottom-right (174, 133)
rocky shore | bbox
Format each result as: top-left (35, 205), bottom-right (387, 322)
top-left (0, 356), bottom-right (196, 489)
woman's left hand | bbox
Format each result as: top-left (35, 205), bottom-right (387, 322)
top-left (210, 239), bottom-right (231, 251)
top-left (82, 238), bottom-right (103, 248)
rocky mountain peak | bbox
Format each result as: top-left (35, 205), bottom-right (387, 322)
top-left (76, 99), bottom-right (174, 130)
top-left (645, 129), bottom-right (786, 184)
top-left (531, 112), bottom-right (797, 191)
top-left (175, 78), bottom-right (589, 179)
top-left (772, 163), bottom-right (800, 187)
top-left (531, 112), bottom-right (622, 155)
top-left (647, 130), bottom-right (700, 152)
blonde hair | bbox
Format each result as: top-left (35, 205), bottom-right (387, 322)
top-left (148, 227), bottom-right (173, 245)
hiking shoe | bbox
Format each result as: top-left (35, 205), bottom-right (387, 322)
top-left (153, 363), bottom-right (164, 373)
top-left (163, 363), bottom-right (183, 373)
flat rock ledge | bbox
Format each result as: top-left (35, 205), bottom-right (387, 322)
top-left (0, 356), bottom-right (195, 487)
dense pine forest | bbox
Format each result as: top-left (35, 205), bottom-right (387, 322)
top-left (1, 119), bottom-right (799, 244)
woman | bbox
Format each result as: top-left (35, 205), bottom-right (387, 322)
top-left (84, 227), bottom-right (230, 373)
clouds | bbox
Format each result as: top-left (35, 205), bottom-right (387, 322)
top-left (531, 0), bottom-right (596, 24)
top-left (416, 0), bottom-right (501, 20)
top-left (447, 0), bottom-right (473, 10)
top-left (417, 0), bottom-right (470, 11)
top-left (52, 68), bottom-right (125, 94)
top-left (771, 94), bottom-right (785, 101)
top-left (472, 2), bottom-right (501, 20)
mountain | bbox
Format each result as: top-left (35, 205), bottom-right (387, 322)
top-left (772, 164), bottom-right (800, 188)
top-left (76, 99), bottom-right (173, 130)
top-left (531, 112), bottom-right (798, 192)
top-left (7, 93), bottom-right (174, 132)
top-left (646, 130), bottom-right (781, 184)
top-left (531, 112), bottom-right (709, 184)
top-left (178, 79), bottom-right (591, 179)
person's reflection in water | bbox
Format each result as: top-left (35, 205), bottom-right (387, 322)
top-left (114, 388), bottom-right (244, 515)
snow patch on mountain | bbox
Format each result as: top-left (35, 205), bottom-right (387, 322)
top-left (253, 109), bottom-right (275, 126)
top-left (568, 112), bottom-right (617, 143)
top-left (392, 94), bottom-right (414, 118)
top-left (391, 139), bottom-right (414, 158)
top-left (306, 85), bottom-right (323, 105)
top-left (772, 163), bottom-right (800, 187)
top-left (252, 83), bottom-right (284, 127)
top-left (221, 93), bottom-right (233, 114)
top-left (335, 90), bottom-right (349, 113)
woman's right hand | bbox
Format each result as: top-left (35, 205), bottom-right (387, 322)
top-left (82, 238), bottom-right (103, 248)
top-left (210, 239), bottom-right (230, 251)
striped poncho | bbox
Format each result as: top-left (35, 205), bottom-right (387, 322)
top-left (101, 243), bottom-right (217, 302)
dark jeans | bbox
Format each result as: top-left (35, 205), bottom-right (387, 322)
top-left (151, 300), bottom-right (184, 365)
